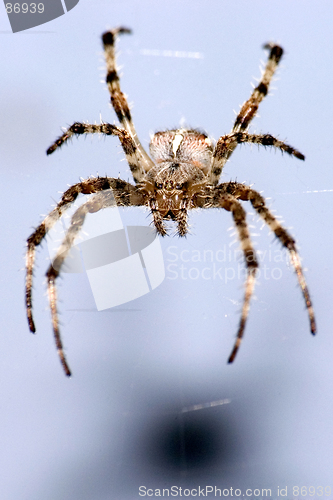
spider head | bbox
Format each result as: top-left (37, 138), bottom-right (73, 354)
top-left (145, 164), bottom-right (189, 208)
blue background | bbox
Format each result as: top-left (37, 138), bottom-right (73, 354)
top-left (1, 1), bottom-right (333, 499)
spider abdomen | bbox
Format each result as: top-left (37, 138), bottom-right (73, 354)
top-left (149, 128), bottom-right (214, 175)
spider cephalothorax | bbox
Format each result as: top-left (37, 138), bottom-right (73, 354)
top-left (26, 27), bottom-right (316, 376)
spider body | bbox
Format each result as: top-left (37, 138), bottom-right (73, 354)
top-left (26, 28), bottom-right (316, 376)
top-left (144, 129), bottom-right (213, 234)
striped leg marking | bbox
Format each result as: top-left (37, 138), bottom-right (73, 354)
top-left (26, 177), bottom-right (143, 374)
top-left (47, 122), bottom-right (146, 183)
top-left (235, 183), bottom-right (316, 335)
top-left (210, 131), bottom-right (305, 184)
top-left (218, 194), bottom-right (259, 362)
top-left (102, 28), bottom-right (154, 172)
top-left (233, 43), bottom-right (283, 133)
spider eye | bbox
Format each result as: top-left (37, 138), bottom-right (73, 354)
top-left (176, 184), bottom-right (183, 190)
top-left (155, 182), bottom-right (163, 189)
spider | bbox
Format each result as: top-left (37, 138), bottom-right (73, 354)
top-left (26, 27), bottom-right (316, 377)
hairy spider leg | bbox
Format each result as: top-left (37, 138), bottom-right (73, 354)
top-left (217, 193), bottom-right (258, 363)
top-left (46, 190), bottom-right (121, 376)
top-left (47, 120), bottom-right (147, 184)
top-left (208, 181), bottom-right (316, 361)
top-left (210, 132), bottom-right (305, 185)
top-left (46, 27), bottom-right (155, 183)
top-left (102, 27), bottom-right (154, 173)
top-left (26, 178), bottom-right (143, 374)
top-left (209, 43), bottom-right (285, 185)
top-left (233, 43), bottom-right (283, 133)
